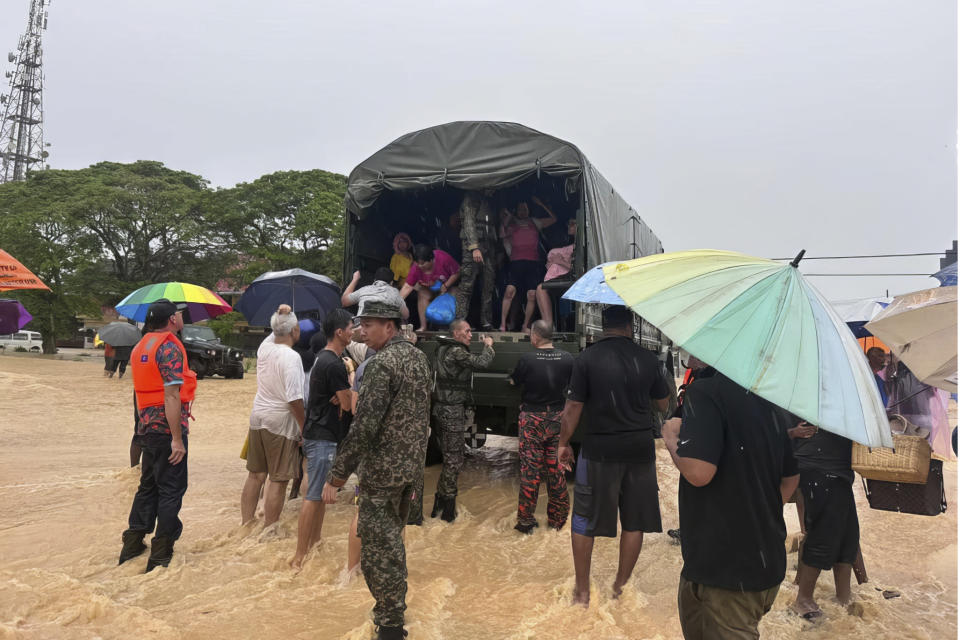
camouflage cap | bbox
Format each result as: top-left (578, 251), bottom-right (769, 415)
top-left (356, 298), bottom-right (403, 319)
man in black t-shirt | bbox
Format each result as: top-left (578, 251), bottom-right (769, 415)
top-left (791, 428), bottom-right (859, 620)
top-left (557, 306), bottom-right (670, 605)
top-left (509, 320), bottom-right (575, 534)
top-left (662, 373), bottom-right (799, 639)
top-left (290, 308), bottom-right (354, 571)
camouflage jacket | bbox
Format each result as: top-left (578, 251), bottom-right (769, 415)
top-left (433, 337), bottom-right (495, 406)
top-left (459, 191), bottom-right (499, 251)
top-left (329, 337), bottom-right (432, 489)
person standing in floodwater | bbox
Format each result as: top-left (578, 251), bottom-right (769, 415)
top-left (661, 373), bottom-right (799, 639)
top-left (509, 320), bottom-right (573, 533)
top-left (429, 318), bottom-right (495, 522)
top-left (321, 298), bottom-right (431, 640)
top-left (119, 299), bottom-right (195, 572)
top-left (557, 306), bottom-right (670, 605)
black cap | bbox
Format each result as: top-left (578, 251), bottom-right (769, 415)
top-left (145, 298), bottom-right (187, 326)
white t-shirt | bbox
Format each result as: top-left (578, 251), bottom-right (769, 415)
top-left (249, 333), bottom-right (304, 441)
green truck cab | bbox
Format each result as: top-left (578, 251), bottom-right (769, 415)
top-left (342, 121), bottom-right (674, 445)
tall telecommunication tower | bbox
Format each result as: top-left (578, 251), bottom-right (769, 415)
top-left (0, 0), bottom-right (50, 183)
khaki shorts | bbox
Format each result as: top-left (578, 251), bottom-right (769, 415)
top-left (245, 428), bottom-right (299, 482)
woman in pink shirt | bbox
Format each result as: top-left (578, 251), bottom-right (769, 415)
top-left (536, 218), bottom-right (577, 329)
top-left (399, 244), bottom-right (462, 331)
top-left (498, 196), bottom-right (557, 332)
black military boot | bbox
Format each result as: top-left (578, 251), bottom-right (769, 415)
top-left (145, 536), bottom-right (174, 573)
top-left (430, 493), bottom-right (444, 518)
top-left (118, 530), bottom-right (147, 565)
top-left (376, 625), bottom-right (407, 639)
top-left (440, 496), bottom-right (456, 523)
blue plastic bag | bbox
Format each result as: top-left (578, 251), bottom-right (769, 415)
top-left (425, 293), bottom-right (456, 326)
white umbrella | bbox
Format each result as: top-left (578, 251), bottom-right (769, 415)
top-left (830, 296), bottom-right (892, 324)
top-left (866, 286), bottom-right (957, 392)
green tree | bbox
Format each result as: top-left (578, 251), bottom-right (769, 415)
top-left (0, 176), bottom-right (102, 352)
top-left (64, 161), bottom-right (222, 292)
top-left (213, 169), bottom-right (347, 288)
top-left (0, 163), bottom-right (349, 351)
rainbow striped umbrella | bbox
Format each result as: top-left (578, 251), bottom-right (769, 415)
top-left (116, 282), bottom-right (232, 323)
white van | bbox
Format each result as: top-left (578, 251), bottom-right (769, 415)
top-left (0, 331), bottom-right (43, 352)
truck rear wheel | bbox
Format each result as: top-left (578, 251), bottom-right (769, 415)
top-left (464, 422), bottom-right (486, 449)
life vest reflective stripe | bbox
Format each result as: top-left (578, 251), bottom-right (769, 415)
top-left (131, 331), bottom-right (198, 409)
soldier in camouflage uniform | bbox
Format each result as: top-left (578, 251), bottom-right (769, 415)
top-left (429, 318), bottom-right (495, 522)
top-left (322, 299), bottom-right (431, 640)
top-left (455, 190), bottom-right (499, 330)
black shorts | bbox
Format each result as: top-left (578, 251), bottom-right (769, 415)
top-left (800, 469), bottom-right (860, 569)
top-left (508, 260), bottom-right (544, 295)
top-left (571, 453), bottom-right (662, 537)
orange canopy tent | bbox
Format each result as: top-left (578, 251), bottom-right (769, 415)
top-left (0, 249), bottom-right (51, 292)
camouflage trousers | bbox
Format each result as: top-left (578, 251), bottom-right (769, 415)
top-left (433, 403), bottom-right (469, 498)
top-left (517, 409), bottom-right (570, 528)
top-left (358, 484), bottom-right (413, 628)
top-left (456, 243), bottom-right (496, 327)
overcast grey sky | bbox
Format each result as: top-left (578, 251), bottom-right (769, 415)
top-left (1, 0), bottom-right (956, 299)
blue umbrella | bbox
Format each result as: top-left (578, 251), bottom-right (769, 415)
top-left (237, 268), bottom-right (342, 327)
top-left (560, 262), bottom-right (625, 305)
top-left (932, 262), bottom-right (957, 287)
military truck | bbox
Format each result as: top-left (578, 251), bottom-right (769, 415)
top-left (181, 324), bottom-right (245, 379)
top-left (342, 121), bottom-right (673, 446)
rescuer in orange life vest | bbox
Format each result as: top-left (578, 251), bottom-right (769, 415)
top-left (119, 299), bottom-right (197, 572)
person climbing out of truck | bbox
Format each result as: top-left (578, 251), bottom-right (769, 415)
top-left (426, 319), bottom-right (495, 522)
top-left (389, 232), bottom-right (414, 287)
top-left (456, 190), bottom-right (500, 331)
top-left (535, 218), bottom-right (577, 329)
top-left (499, 196), bottom-right (558, 332)
top-left (399, 244), bottom-right (461, 331)
top-left (342, 267), bottom-right (409, 320)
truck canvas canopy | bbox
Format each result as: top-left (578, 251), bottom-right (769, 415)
top-left (344, 121), bottom-right (662, 271)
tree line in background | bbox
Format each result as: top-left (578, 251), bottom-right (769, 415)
top-left (0, 160), bottom-right (347, 352)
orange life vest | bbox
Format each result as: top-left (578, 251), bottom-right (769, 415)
top-left (131, 331), bottom-right (197, 409)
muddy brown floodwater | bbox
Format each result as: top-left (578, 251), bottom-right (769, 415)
top-left (0, 355), bottom-right (956, 639)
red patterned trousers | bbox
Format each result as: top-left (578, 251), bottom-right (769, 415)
top-left (517, 409), bottom-right (570, 529)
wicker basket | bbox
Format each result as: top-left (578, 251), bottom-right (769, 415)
top-left (852, 433), bottom-right (932, 484)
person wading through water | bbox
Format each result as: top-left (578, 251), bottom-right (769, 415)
top-left (119, 299), bottom-right (195, 572)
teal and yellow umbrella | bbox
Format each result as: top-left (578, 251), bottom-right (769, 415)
top-left (601, 249), bottom-right (892, 448)
top-left (116, 282), bottom-right (232, 323)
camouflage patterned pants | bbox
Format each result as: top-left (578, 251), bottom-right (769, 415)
top-left (456, 243), bottom-right (496, 326)
top-left (517, 409), bottom-right (570, 529)
top-left (358, 484), bottom-right (413, 628)
top-left (433, 403), bottom-right (467, 498)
